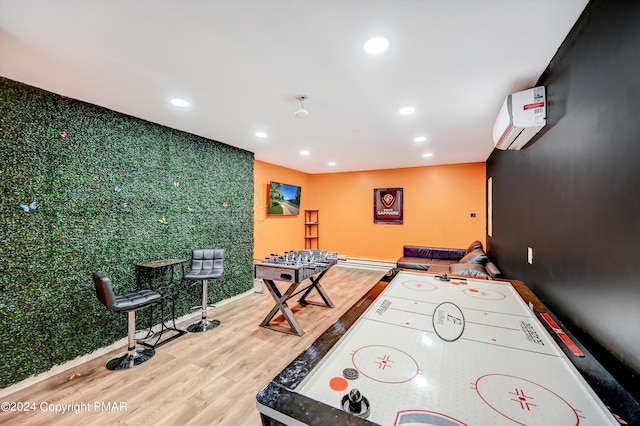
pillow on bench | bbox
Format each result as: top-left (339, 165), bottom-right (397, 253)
top-left (450, 263), bottom-right (490, 277)
top-left (460, 248), bottom-right (488, 265)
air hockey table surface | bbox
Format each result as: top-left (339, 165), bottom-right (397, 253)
top-left (256, 269), bottom-right (624, 425)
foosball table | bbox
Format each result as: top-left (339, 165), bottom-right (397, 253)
top-left (255, 250), bottom-right (339, 336)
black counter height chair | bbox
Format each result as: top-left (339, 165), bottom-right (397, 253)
top-left (93, 272), bottom-right (162, 370)
top-left (183, 249), bottom-right (224, 333)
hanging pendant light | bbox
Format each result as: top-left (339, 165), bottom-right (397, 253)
top-left (294, 95), bottom-right (309, 119)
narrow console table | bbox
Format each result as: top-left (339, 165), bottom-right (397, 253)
top-left (134, 258), bottom-right (187, 348)
top-left (255, 250), bottom-right (338, 336)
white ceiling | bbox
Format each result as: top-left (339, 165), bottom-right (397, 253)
top-left (0, 0), bottom-right (588, 174)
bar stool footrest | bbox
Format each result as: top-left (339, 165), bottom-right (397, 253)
top-left (190, 305), bottom-right (216, 312)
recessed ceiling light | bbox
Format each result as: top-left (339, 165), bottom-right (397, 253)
top-left (423, 153), bottom-right (433, 158)
top-left (328, 162), bottom-right (336, 166)
top-left (364, 37), bottom-right (389, 55)
top-left (414, 136), bottom-right (427, 142)
top-left (255, 131), bottom-right (267, 138)
top-left (171, 98), bottom-right (189, 107)
top-left (399, 106), bottom-right (415, 115)
top-left (300, 150), bottom-right (310, 156)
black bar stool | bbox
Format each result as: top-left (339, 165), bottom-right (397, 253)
top-left (93, 272), bottom-right (162, 370)
top-left (182, 249), bottom-right (224, 333)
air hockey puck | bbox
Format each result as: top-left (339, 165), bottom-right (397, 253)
top-left (342, 368), bottom-right (359, 380)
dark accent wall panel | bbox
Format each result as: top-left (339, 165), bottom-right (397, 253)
top-left (487, 0), bottom-right (640, 399)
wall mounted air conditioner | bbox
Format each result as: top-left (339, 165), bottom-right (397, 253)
top-left (493, 86), bottom-right (546, 150)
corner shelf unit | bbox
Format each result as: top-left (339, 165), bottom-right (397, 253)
top-left (304, 210), bottom-right (319, 249)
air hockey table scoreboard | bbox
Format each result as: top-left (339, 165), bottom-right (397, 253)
top-left (256, 269), bottom-right (634, 425)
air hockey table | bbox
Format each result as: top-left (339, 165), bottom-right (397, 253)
top-left (256, 269), bottom-right (639, 425)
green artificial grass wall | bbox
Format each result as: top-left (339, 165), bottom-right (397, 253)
top-left (0, 77), bottom-right (254, 388)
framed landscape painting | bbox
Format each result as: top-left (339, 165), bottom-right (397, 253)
top-left (268, 181), bottom-right (301, 216)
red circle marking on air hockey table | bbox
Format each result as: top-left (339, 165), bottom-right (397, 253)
top-left (401, 280), bottom-right (438, 291)
top-left (475, 373), bottom-right (581, 426)
top-left (464, 287), bottom-right (507, 300)
top-left (351, 345), bottom-right (421, 384)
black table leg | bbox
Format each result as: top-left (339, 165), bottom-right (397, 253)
top-left (135, 260), bottom-right (188, 349)
top-left (141, 294), bottom-right (187, 349)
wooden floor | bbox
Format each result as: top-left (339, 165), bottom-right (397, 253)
top-left (1, 266), bottom-right (385, 426)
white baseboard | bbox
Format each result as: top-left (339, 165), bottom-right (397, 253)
top-left (0, 288), bottom-right (257, 398)
top-left (336, 257), bottom-right (395, 271)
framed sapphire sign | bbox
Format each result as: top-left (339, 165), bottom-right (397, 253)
top-left (374, 188), bottom-right (403, 224)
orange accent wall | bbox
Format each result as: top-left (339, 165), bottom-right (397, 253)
top-left (254, 161), bottom-right (486, 262)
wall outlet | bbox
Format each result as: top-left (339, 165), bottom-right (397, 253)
top-left (527, 247), bottom-right (534, 264)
